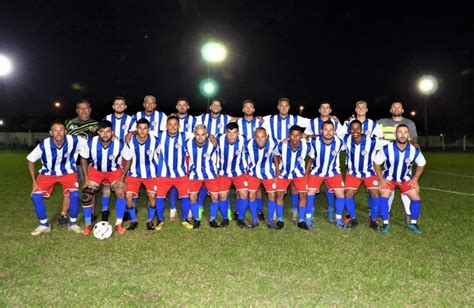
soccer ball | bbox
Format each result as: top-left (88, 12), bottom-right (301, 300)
top-left (93, 221), bottom-right (113, 240)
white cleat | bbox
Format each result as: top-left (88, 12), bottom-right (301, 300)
top-left (170, 208), bottom-right (177, 222)
top-left (31, 224), bottom-right (51, 236)
top-left (68, 224), bottom-right (83, 234)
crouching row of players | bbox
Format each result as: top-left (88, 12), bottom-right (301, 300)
top-left (27, 115), bottom-right (426, 236)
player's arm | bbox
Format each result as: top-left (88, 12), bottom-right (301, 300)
top-left (305, 158), bottom-right (313, 176)
top-left (80, 157), bottom-right (93, 189)
top-left (273, 155), bottom-right (281, 178)
top-left (120, 160), bottom-right (131, 182)
top-left (408, 152), bottom-right (427, 190)
top-left (27, 160), bottom-right (40, 192)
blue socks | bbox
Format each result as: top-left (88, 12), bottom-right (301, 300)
top-left (169, 187), bottom-right (178, 210)
top-left (326, 190), bottom-right (335, 210)
top-left (256, 198), bottom-right (263, 213)
top-left (237, 199), bottom-right (248, 220)
top-left (249, 200), bottom-right (258, 221)
top-left (209, 201), bottom-right (219, 221)
top-left (345, 197), bottom-right (356, 219)
top-left (115, 198), bottom-right (126, 222)
top-left (291, 194), bottom-right (298, 211)
top-left (101, 196), bottom-right (110, 212)
top-left (32, 193), bottom-right (49, 226)
top-left (370, 197), bottom-right (379, 221)
top-left (198, 187), bottom-right (207, 208)
top-left (191, 202), bottom-right (200, 221)
top-left (306, 194), bottom-right (316, 218)
top-left (69, 191), bottom-right (80, 226)
top-left (298, 205), bottom-right (306, 222)
top-left (147, 205), bottom-right (156, 221)
top-left (181, 197), bottom-right (190, 221)
top-left (276, 204), bottom-right (284, 221)
top-left (83, 207), bottom-right (93, 225)
top-left (410, 200), bottom-right (421, 223)
top-left (218, 200), bottom-right (229, 220)
top-left (156, 198), bottom-right (165, 221)
top-left (379, 196), bottom-right (390, 223)
top-left (367, 195), bottom-right (372, 217)
top-left (267, 200), bottom-right (276, 223)
top-left (335, 197), bottom-right (345, 222)
top-left (128, 207), bottom-right (137, 221)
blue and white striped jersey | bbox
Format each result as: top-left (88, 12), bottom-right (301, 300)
top-left (185, 139), bottom-right (219, 180)
top-left (305, 117), bottom-right (346, 139)
top-left (82, 136), bottom-right (125, 172)
top-left (130, 111), bottom-right (167, 137)
top-left (274, 140), bottom-right (313, 179)
top-left (177, 114), bottom-right (197, 133)
top-left (196, 113), bottom-right (230, 136)
top-left (155, 131), bottom-right (193, 178)
top-left (236, 117), bottom-right (263, 140)
top-left (342, 118), bottom-right (383, 138)
top-left (27, 135), bottom-right (86, 176)
top-left (262, 114), bottom-right (309, 141)
top-left (103, 113), bottom-right (134, 141)
top-left (217, 134), bottom-right (247, 177)
top-left (245, 138), bottom-right (278, 179)
top-left (122, 135), bottom-right (160, 178)
top-left (309, 137), bottom-right (344, 177)
top-left (344, 135), bottom-right (386, 178)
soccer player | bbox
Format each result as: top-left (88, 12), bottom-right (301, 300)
top-left (196, 99), bottom-right (237, 137)
top-left (245, 127), bottom-right (279, 228)
top-left (307, 120), bottom-right (345, 229)
top-left (154, 116), bottom-right (193, 230)
top-left (79, 120), bottom-right (127, 235)
top-left (27, 120), bottom-right (86, 235)
top-left (185, 124), bottom-right (221, 228)
top-left (342, 100), bottom-right (383, 138)
top-left (378, 101), bottom-right (419, 224)
top-left (217, 122), bottom-right (250, 228)
top-left (129, 95), bottom-right (167, 138)
top-left (274, 125), bottom-right (313, 230)
top-left (121, 118), bottom-right (161, 231)
top-left (373, 124), bottom-right (426, 234)
top-left (343, 120), bottom-right (387, 230)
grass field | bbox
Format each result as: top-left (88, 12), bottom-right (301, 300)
top-left (0, 151), bottom-right (473, 306)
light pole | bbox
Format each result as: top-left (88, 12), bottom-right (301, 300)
top-left (417, 75), bottom-right (438, 149)
top-left (201, 42), bottom-right (227, 109)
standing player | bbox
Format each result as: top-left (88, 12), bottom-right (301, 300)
top-left (196, 99), bottom-right (237, 137)
top-left (79, 120), bottom-right (127, 235)
top-left (129, 95), bottom-right (167, 138)
top-left (342, 100), bottom-right (383, 138)
top-left (245, 127), bottom-right (279, 228)
top-left (378, 101), bottom-right (419, 224)
top-left (306, 121), bottom-right (345, 229)
top-left (274, 125), bottom-right (313, 230)
top-left (373, 124), bottom-right (426, 234)
top-left (343, 120), bottom-right (387, 230)
top-left (185, 124), bottom-right (221, 228)
top-left (121, 119), bottom-right (160, 231)
top-left (154, 116), bottom-right (193, 230)
top-left (27, 120), bottom-right (86, 235)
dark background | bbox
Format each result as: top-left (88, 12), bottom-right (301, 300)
top-left (0, 1), bottom-right (473, 134)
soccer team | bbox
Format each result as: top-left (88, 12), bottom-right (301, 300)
top-left (27, 95), bottom-right (426, 236)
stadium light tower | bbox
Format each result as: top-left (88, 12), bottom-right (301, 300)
top-left (0, 54), bottom-right (13, 77)
top-left (418, 75), bottom-right (438, 148)
top-left (201, 41), bottom-right (227, 109)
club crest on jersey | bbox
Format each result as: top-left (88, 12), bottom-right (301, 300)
top-left (332, 150), bottom-right (338, 156)
top-left (69, 124), bottom-right (78, 130)
top-left (361, 150), bottom-right (368, 156)
top-left (405, 158), bottom-right (411, 164)
top-left (185, 123), bottom-right (190, 128)
top-left (146, 150), bottom-right (152, 155)
top-left (175, 143), bottom-right (181, 149)
top-left (90, 127), bottom-right (97, 132)
top-left (235, 150), bottom-right (241, 155)
top-left (217, 123), bottom-right (223, 128)
top-left (265, 152), bottom-right (270, 158)
top-left (204, 153), bottom-right (209, 158)
top-left (287, 124), bottom-right (292, 128)
top-left (122, 124), bottom-right (128, 130)
top-left (297, 156), bottom-right (304, 162)
top-left (108, 155), bottom-right (116, 161)
top-left (63, 152), bottom-right (70, 158)
top-left (151, 121), bottom-right (157, 127)
top-left (365, 130), bottom-right (370, 136)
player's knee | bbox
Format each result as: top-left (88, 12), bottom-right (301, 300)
top-left (81, 187), bottom-right (96, 205)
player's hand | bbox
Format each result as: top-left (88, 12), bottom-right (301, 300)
top-left (408, 178), bottom-right (419, 190)
top-left (331, 115), bottom-right (340, 123)
top-left (125, 132), bottom-right (133, 143)
top-left (379, 178), bottom-right (390, 191)
top-left (31, 181), bottom-right (41, 193)
top-left (282, 138), bottom-right (289, 144)
top-left (209, 135), bottom-right (217, 145)
top-left (113, 179), bottom-right (126, 192)
top-left (256, 116), bottom-right (264, 122)
top-left (84, 179), bottom-right (98, 190)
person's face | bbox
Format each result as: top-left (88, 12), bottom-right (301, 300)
top-left (254, 129), bottom-right (267, 147)
top-left (76, 103), bottom-right (91, 121)
top-left (50, 124), bottom-right (66, 142)
top-left (143, 99), bottom-right (156, 112)
top-left (390, 102), bottom-right (404, 117)
top-left (112, 99), bottom-right (127, 113)
top-left (137, 123), bottom-right (150, 138)
top-left (396, 126), bottom-right (409, 144)
top-left (176, 100), bottom-right (189, 114)
top-left (350, 123), bottom-right (362, 139)
top-left (226, 128), bottom-right (239, 143)
top-left (319, 103), bottom-right (332, 117)
top-left (167, 118), bottom-right (179, 135)
top-left (355, 103), bottom-right (368, 117)
top-left (210, 101), bottom-right (222, 114)
top-left (98, 127), bottom-right (113, 143)
top-left (277, 100), bottom-right (290, 115)
top-left (289, 130), bottom-right (302, 146)
top-left (242, 102), bottom-right (255, 116)
top-left (194, 128), bottom-right (208, 144)
top-left (322, 123), bottom-right (335, 140)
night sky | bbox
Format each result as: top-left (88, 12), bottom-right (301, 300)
top-left (0, 1), bottom-right (473, 134)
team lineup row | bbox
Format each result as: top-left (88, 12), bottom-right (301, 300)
top-left (27, 96), bottom-right (425, 236)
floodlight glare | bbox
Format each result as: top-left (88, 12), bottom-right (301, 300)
top-left (199, 78), bottom-right (218, 97)
top-left (418, 75), bottom-right (438, 95)
top-left (201, 42), bottom-right (227, 63)
top-left (0, 55), bottom-right (13, 76)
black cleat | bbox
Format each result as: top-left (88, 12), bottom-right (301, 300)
top-left (232, 211), bottom-right (239, 221)
top-left (220, 219), bottom-right (230, 228)
top-left (369, 219), bottom-right (378, 231)
top-left (127, 221), bottom-right (138, 230)
top-left (267, 221), bottom-right (276, 229)
top-left (249, 220), bottom-right (259, 228)
top-left (297, 221), bottom-right (309, 230)
top-left (122, 211), bottom-right (130, 222)
top-left (350, 218), bottom-right (359, 228)
top-left (91, 214), bottom-right (98, 223)
top-left (146, 221), bottom-right (155, 230)
top-left (209, 220), bottom-right (221, 228)
top-left (193, 220), bottom-right (201, 229)
top-left (257, 211), bottom-right (265, 221)
top-left (101, 210), bottom-right (110, 222)
top-left (275, 220), bottom-right (284, 230)
top-left (237, 220), bottom-right (249, 229)
top-left (58, 214), bottom-right (68, 226)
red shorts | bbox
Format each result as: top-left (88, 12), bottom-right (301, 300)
top-left (33, 173), bottom-right (79, 197)
top-left (88, 166), bottom-right (122, 187)
top-left (344, 174), bottom-right (379, 190)
top-left (156, 176), bottom-right (189, 198)
top-left (307, 174), bottom-right (344, 192)
top-left (247, 176), bottom-right (277, 193)
top-left (276, 177), bottom-right (307, 192)
top-left (218, 175), bottom-right (248, 192)
top-left (386, 180), bottom-right (414, 194)
top-left (126, 176), bottom-right (157, 198)
top-left (188, 178), bottom-right (220, 194)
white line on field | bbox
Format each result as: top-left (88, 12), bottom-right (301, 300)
top-left (426, 171), bottom-right (474, 179)
top-left (421, 187), bottom-right (474, 196)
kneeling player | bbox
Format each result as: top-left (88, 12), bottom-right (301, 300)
top-left (373, 124), bottom-right (426, 234)
top-left (80, 120), bottom-right (128, 235)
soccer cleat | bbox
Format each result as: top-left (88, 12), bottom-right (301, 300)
top-left (31, 224), bottom-right (51, 236)
top-left (81, 225), bottom-right (93, 236)
top-left (369, 220), bottom-right (378, 231)
top-left (155, 220), bottom-right (165, 231)
top-left (146, 221), bottom-right (155, 230)
top-left (350, 218), bottom-right (359, 228)
top-left (91, 214), bottom-right (98, 223)
top-left (220, 219), bottom-right (230, 228)
top-left (169, 208), bottom-right (177, 222)
top-left (291, 209), bottom-right (298, 221)
top-left (101, 210), bottom-right (110, 222)
top-left (249, 220), bottom-right (259, 228)
top-left (380, 224), bottom-right (392, 233)
top-left (237, 219), bottom-right (249, 229)
top-left (257, 211), bottom-right (265, 221)
top-left (115, 224), bottom-right (126, 235)
top-left (408, 224), bottom-right (422, 234)
top-left (297, 221), bottom-right (310, 230)
top-left (209, 220), bottom-right (221, 228)
top-left (68, 224), bottom-right (82, 234)
top-left (267, 221), bottom-right (276, 229)
top-left (232, 211), bottom-right (239, 221)
top-left (335, 220), bottom-right (346, 229)
top-left (305, 219), bottom-right (313, 229)
top-left (127, 221), bottom-right (138, 230)
top-left (58, 215), bottom-right (68, 226)
top-left (181, 220), bottom-right (194, 229)
top-left (193, 220), bottom-right (201, 229)
top-left (405, 214), bottom-right (411, 226)
top-left (275, 220), bottom-right (284, 230)
top-left (122, 211), bottom-right (130, 222)
top-left (327, 207), bottom-right (335, 222)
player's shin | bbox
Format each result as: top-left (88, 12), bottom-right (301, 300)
top-left (115, 198), bottom-right (126, 225)
top-left (379, 197), bottom-right (390, 224)
top-left (335, 197), bottom-right (345, 225)
top-left (267, 200), bottom-right (276, 223)
top-left (410, 200), bottom-right (421, 224)
top-left (155, 198), bottom-right (165, 221)
top-left (237, 198), bottom-right (248, 220)
top-left (248, 199), bottom-right (258, 222)
top-left (180, 197), bottom-right (190, 221)
top-left (306, 194), bottom-right (315, 219)
top-left (32, 193), bottom-right (49, 226)
top-left (69, 190), bottom-right (80, 226)
top-left (345, 197), bottom-right (356, 219)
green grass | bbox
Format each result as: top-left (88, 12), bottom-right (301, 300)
top-left (0, 151), bottom-right (473, 306)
